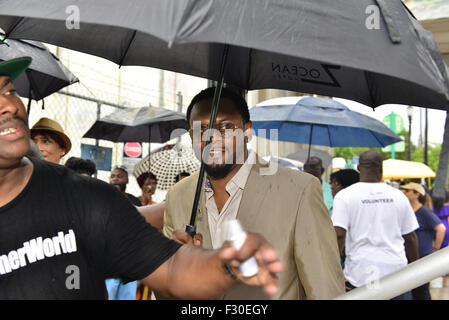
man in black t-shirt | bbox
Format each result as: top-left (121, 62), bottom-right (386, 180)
top-left (0, 57), bottom-right (282, 299)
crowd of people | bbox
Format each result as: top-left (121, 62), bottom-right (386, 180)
top-left (1, 56), bottom-right (448, 300)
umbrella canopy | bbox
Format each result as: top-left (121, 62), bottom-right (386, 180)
top-left (133, 144), bottom-right (200, 191)
top-left (4, 0), bottom-right (447, 235)
top-left (262, 155), bottom-right (303, 171)
top-left (250, 96), bottom-right (402, 148)
top-left (0, 35), bottom-right (78, 100)
top-left (83, 106), bottom-right (189, 143)
top-left (382, 159), bottom-right (436, 180)
top-left (0, 0), bottom-right (448, 110)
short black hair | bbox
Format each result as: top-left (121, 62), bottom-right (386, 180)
top-left (65, 157), bottom-right (96, 176)
top-left (136, 172), bottom-right (158, 189)
top-left (186, 87), bottom-right (250, 125)
top-left (330, 169), bottom-right (360, 189)
top-left (305, 156), bottom-right (323, 167)
top-left (358, 150), bottom-right (383, 168)
top-left (112, 166), bottom-right (128, 176)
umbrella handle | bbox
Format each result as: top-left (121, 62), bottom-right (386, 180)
top-left (185, 224), bottom-right (196, 238)
top-left (27, 98), bottom-right (32, 115)
top-left (186, 44), bottom-right (230, 237)
top-left (186, 159), bottom-right (207, 235)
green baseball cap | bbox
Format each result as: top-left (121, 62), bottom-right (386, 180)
top-left (0, 56), bottom-right (32, 80)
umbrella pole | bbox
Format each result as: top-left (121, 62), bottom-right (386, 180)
top-left (27, 98), bottom-right (32, 115)
top-left (148, 130), bottom-right (151, 186)
top-left (27, 87), bottom-right (32, 115)
top-left (186, 45), bottom-right (230, 237)
top-left (307, 124), bottom-right (314, 161)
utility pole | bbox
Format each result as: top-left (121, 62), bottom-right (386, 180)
top-left (159, 70), bottom-right (165, 107)
top-left (407, 106), bottom-right (413, 161)
top-left (390, 112), bottom-right (396, 159)
top-left (424, 108), bottom-right (428, 165)
top-left (419, 108), bottom-right (423, 147)
top-left (176, 91), bottom-right (183, 113)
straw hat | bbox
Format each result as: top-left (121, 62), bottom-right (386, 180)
top-left (399, 182), bottom-right (425, 196)
top-left (30, 117), bottom-right (72, 154)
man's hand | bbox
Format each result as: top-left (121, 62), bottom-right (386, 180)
top-left (218, 232), bottom-right (283, 296)
top-left (144, 232), bottom-right (282, 299)
top-left (171, 230), bottom-right (203, 247)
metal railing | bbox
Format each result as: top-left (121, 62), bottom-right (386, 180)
top-left (334, 246), bottom-right (449, 300)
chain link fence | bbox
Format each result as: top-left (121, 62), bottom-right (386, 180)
top-left (23, 46), bottom-right (210, 201)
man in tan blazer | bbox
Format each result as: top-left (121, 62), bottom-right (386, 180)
top-left (163, 87), bottom-right (345, 300)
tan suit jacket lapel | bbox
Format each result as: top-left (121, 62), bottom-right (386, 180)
top-left (196, 160), bottom-right (270, 248)
top-left (193, 178), bottom-right (213, 249)
top-left (236, 162), bottom-right (270, 231)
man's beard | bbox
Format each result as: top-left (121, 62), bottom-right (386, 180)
top-left (113, 183), bottom-right (126, 193)
top-left (205, 163), bottom-right (235, 179)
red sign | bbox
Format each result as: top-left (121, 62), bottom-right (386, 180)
top-left (124, 142), bottom-right (142, 158)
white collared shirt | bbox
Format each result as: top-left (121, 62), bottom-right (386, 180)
top-left (204, 150), bottom-right (256, 249)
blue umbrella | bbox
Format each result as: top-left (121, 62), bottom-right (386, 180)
top-left (250, 96), bottom-right (402, 154)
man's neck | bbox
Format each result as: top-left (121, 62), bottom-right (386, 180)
top-left (208, 150), bottom-right (249, 194)
top-left (0, 157), bottom-right (33, 207)
top-left (209, 163), bottom-right (243, 193)
top-left (360, 177), bottom-right (381, 183)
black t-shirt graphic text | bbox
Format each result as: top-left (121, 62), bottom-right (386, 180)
top-left (0, 158), bottom-right (180, 299)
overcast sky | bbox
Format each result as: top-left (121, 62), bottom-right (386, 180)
top-left (335, 98), bottom-right (447, 146)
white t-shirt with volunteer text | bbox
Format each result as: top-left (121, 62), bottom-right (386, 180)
top-left (331, 182), bottom-right (419, 288)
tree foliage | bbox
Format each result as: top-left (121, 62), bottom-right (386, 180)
top-left (333, 128), bottom-right (444, 187)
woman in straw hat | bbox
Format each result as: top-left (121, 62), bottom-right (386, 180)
top-left (30, 117), bottom-right (71, 164)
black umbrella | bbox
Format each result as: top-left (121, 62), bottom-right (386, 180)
top-left (0, 0), bottom-right (448, 109)
top-left (3, 0), bottom-right (448, 236)
top-left (83, 106), bottom-right (188, 143)
top-left (83, 106), bottom-right (190, 189)
top-left (0, 35), bottom-right (78, 111)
